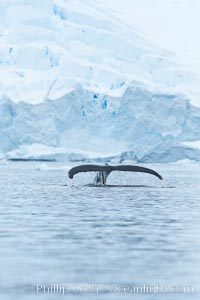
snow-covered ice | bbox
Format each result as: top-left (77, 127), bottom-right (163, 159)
top-left (0, 0), bottom-right (200, 162)
top-left (0, 0), bottom-right (198, 104)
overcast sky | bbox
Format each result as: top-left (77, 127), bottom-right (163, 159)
top-left (100, 0), bottom-right (200, 63)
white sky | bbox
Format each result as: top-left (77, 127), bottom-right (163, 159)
top-left (100, 0), bottom-right (200, 63)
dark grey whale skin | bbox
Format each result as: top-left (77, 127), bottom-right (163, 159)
top-left (68, 165), bottom-right (163, 180)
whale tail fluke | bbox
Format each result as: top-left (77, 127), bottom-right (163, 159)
top-left (68, 164), bottom-right (163, 185)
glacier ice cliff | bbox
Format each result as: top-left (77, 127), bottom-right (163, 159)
top-left (1, 84), bottom-right (200, 163)
top-left (0, 0), bottom-right (200, 162)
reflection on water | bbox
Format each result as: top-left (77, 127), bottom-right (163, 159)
top-left (0, 162), bottom-right (199, 300)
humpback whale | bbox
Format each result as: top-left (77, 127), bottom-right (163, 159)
top-left (68, 164), bottom-right (163, 185)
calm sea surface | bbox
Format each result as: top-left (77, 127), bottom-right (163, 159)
top-left (0, 162), bottom-right (199, 300)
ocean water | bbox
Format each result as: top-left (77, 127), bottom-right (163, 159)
top-left (0, 162), bottom-right (199, 300)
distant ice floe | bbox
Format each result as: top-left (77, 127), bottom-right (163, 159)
top-left (35, 163), bottom-right (71, 172)
top-left (5, 143), bottom-right (123, 163)
top-left (170, 159), bottom-right (199, 165)
top-left (0, 158), bottom-right (9, 165)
